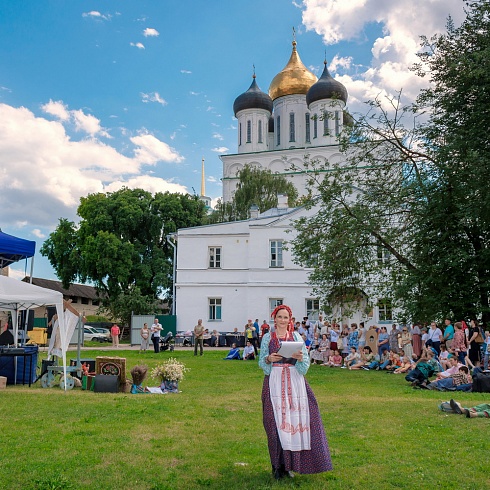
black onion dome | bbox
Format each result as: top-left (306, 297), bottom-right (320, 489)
top-left (233, 76), bottom-right (273, 117)
top-left (306, 61), bottom-right (348, 106)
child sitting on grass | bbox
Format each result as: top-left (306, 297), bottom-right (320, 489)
top-left (343, 347), bottom-right (360, 369)
top-left (393, 356), bottom-right (411, 374)
top-left (324, 349), bottom-right (343, 367)
top-left (350, 346), bottom-right (375, 370)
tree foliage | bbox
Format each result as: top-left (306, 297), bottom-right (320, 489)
top-left (291, 1), bottom-right (490, 323)
top-left (208, 164), bottom-right (298, 222)
top-left (41, 188), bottom-right (206, 325)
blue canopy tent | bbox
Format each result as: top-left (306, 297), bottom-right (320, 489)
top-left (0, 230), bottom-right (36, 270)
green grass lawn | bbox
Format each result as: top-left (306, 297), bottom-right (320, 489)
top-left (1, 348), bottom-right (489, 490)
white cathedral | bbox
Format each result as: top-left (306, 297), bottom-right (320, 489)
top-left (173, 41), bottom-right (392, 332)
top-left (221, 39), bottom-right (348, 204)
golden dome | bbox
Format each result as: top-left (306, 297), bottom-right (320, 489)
top-left (268, 41), bottom-right (318, 100)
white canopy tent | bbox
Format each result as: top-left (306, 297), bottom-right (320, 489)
top-left (0, 276), bottom-right (77, 389)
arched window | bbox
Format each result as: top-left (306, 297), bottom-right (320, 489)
top-left (239, 123), bottom-right (242, 146)
top-left (276, 116), bottom-right (281, 146)
top-left (258, 120), bottom-right (263, 143)
top-left (305, 113), bottom-right (310, 143)
top-left (289, 112), bottom-right (295, 142)
top-left (313, 115), bottom-right (317, 139)
top-left (335, 111), bottom-right (340, 136)
top-left (323, 110), bottom-right (329, 136)
top-left (246, 120), bottom-right (251, 143)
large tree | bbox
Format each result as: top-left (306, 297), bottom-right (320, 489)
top-left (41, 188), bottom-right (206, 325)
top-left (208, 164), bottom-right (298, 223)
top-left (291, 1), bottom-right (490, 323)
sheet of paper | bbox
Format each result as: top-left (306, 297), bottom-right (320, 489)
top-left (276, 341), bottom-right (304, 358)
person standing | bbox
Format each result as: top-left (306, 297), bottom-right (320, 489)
top-left (194, 319), bottom-right (205, 356)
top-left (411, 324), bottom-right (422, 357)
top-left (245, 319), bottom-right (258, 355)
top-left (111, 323), bottom-right (120, 348)
top-left (259, 304), bottom-right (332, 479)
top-left (261, 320), bottom-right (270, 339)
top-left (253, 319), bottom-right (260, 337)
top-left (140, 323), bottom-right (150, 353)
top-left (468, 319), bottom-right (483, 365)
top-left (151, 318), bottom-right (163, 353)
top-left (427, 322), bottom-right (443, 354)
top-left (443, 318), bottom-right (454, 351)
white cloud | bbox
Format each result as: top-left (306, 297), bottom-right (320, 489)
top-left (130, 42), bottom-right (145, 49)
top-left (181, 70), bottom-right (192, 74)
top-left (329, 55), bottom-right (352, 73)
top-left (131, 133), bottom-right (184, 164)
top-left (143, 28), bottom-right (159, 37)
top-left (42, 101), bottom-right (110, 137)
top-left (41, 100), bottom-right (70, 121)
top-left (212, 133), bottom-right (223, 140)
top-left (211, 146), bottom-right (229, 153)
top-left (32, 229), bottom-right (45, 239)
top-left (170, 132), bottom-right (177, 140)
top-left (82, 11), bottom-right (110, 21)
top-left (141, 92), bottom-right (168, 106)
top-left (207, 176), bottom-right (218, 183)
top-left (0, 103), bottom-right (186, 228)
top-left (72, 110), bottom-right (110, 137)
top-left (190, 91), bottom-right (200, 96)
top-left (105, 175), bottom-right (187, 195)
top-left (301, 0), bottom-right (467, 105)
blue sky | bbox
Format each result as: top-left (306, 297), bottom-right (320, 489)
top-left (0, 0), bottom-right (466, 280)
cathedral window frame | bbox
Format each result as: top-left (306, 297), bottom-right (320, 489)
top-left (276, 116), bottom-right (281, 146)
top-left (246, 120), bottom-right (252, 143)
top-left (258, 120), bottom-right (263, 143)
top-left (289, 112), bottom-right (295, 142)
top-left (323, 110), bottom-right (329, 136)
top-left (335, 111), bottom-right (340, 136)
top-left (305, 113), bottom-right (310, 143)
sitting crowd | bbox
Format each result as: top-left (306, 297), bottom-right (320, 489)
top-left (299, 317), bottom-right (489, 392)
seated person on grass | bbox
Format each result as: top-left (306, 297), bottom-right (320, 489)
top-left (428, 366), bottom-right (472, 391)
top-left (436, 356), bottom-right (463, 380)
top-left (439, 344), bottom-right (450, 369)
top-left (224, 343), bottom-right (241, 360)
top-left (243, 340), bottom-right (255, 360)
top-left (386, 353), bottom-right (402, 371)
top-left (405, 357), bottom-right (436, 388)
top-left (343, 347), bottom-right (360, 369)
top-left (351, 346), bottom-right (375, 370)
top-left (325, 349), bottom-right (343, 367)
top-left (364, 349), bottom-right (391, 370)
top-left (393, 356), bottom-right (412, 374)
top-left (426, 349), bottom-right (442, 374)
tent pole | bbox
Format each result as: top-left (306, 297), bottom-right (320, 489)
top-left (29, 256), bottom-right (34, 283)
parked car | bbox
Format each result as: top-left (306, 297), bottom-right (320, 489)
top-left (93, 327), bottom-right (111, 342)
top-left (84, 326), bottom-right (106, 343)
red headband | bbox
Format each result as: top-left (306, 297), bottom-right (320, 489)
top-left (271, 304), bottom-right (294, 333)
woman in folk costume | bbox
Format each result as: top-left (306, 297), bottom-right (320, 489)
top-left (259, 305), bottom-right (333, 480)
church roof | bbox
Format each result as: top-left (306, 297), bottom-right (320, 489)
top-left (268, 41), bottom-right (317, 101)
top-left (233, 76), bottom-right (273, 116)
top-left (306, 61), bottom-right (348, 106)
